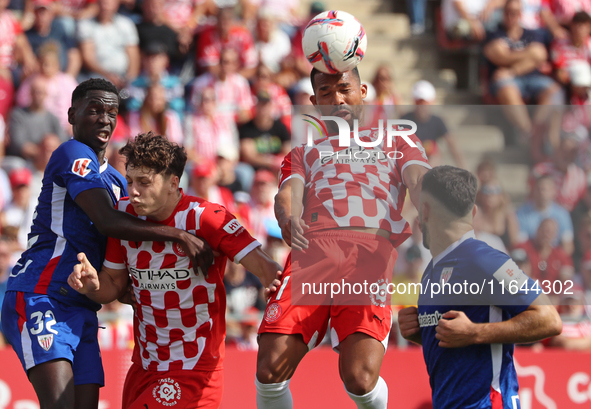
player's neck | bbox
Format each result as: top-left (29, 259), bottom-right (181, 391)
top-left (428, 222), bottom-right (473, 260)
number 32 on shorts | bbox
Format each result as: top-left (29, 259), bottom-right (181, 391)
top-left (30, 310), bottom-right (59, 335)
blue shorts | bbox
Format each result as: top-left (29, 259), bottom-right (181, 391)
top-left (1, 291), bottom-right (104, 386)
top-left (490, 72), bottom-right (555, 101)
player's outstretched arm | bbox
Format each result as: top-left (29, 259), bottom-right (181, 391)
top-left (68, 253), bottom-right (129, 304)
top-left (75, 188), bottom-right (215, 274)
top-left (435, 296), bottom-right (562, 348)
top-left (274, 178), bottom-right (309, 250)
top-left (398, 306), bottom-right (423, 345)
top-left (402, 164), bottom-right (429, 212)
top-left (239, 247), bottom-right (282, 296)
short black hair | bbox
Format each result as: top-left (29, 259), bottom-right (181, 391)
top-left (573, 11), bottom-right (591, 24)
top-left (71, 78), bottom-right (119, 105)
top-left (310, 66), bottom-right (361, 93)
top-left (422, 166), bottom-right (478, 217)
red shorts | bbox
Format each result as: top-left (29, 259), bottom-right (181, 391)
top-left (258, 230), bottom-right (395, 351)
top-left (122, 362), bottom-right (223, 409)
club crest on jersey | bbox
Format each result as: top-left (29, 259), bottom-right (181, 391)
top-left (173, 242), bottom-right (186, 257)
top-left (152, 378), bottom-right (181, 406)
top-left (71, 158), bottom-right (92, 177)
top-left (112, 184), bottom-right (121, 201)
top-left (369, 278), bottom-right (388, 307)
top-left (440, 267), bottom-right (453, 285)
top-left (37, 334), bottom-right (53, 351)
top-left (264, 302), bottom-right (282, 323)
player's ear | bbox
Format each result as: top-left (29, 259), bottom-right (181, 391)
top-left (360, 83), bottom-right (368, 99)
top-left (472, 204), bottom-right (478, 218)
top-left (68, 107), bottom-right (75, 125)
top-left (310, 94), bottom-right (317, 106)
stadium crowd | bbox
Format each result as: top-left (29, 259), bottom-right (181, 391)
top-left (0, 0), bottom-right (590, 352)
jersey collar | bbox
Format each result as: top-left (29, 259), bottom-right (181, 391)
top-left (432, 230), bottom-right (476, 267)
top-left (99, 157), bottom-right (109, 173)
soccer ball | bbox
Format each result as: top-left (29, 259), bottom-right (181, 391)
top-left (302, 10), bottom-right (367, 74)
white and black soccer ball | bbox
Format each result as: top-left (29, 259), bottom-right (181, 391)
top-left (302, 10), bottom-right (367, 74)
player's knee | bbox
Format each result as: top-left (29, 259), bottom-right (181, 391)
top-left (256, 362), bottom-right (288, 384)
top-left (342, 369), bottom-right (378, 396)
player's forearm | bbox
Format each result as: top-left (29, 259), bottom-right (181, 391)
top-left (473, 305), bottom-right (562, 344)
top-left (84, 270), bottom-right (125, 304)
top-left (240, 247), bottom-right (281, 287)
top-left (403, 165), bottom-right (428, 211)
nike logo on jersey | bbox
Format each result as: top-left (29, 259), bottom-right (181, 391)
top-left (72, 158), bottom-right (92, 177)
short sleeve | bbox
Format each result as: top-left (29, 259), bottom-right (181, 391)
top-left (196, 203), bottom-right (260, 264)
top-left (77, 19), bottom-right (94, 42)
top-left (287, 147), bottom-right (306, 187)
top-left (393, 130), bottom-right (431, 186)
top-left (54, 142), bottom-right (108, 201)
top-left (103, 237), bottom-right (126, 270)
top-left (119, 16), bottom-right (139, 46)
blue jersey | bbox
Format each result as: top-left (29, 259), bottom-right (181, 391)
top-left (7, 139), bottom-right (127, 311)
top-left (418, 231), bottom-right (538, 409)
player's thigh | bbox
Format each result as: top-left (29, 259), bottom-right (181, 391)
top-left (338, 333), bottom-right (386, 394)
top-left (124, 364), bottom-right (223, 409)
top-left (28, 358), bottom-right (75, 409)
top-left (256, 333), bottom-right (309, 383)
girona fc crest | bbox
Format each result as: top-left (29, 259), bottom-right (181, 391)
top-left (369, 278), bottom-right (388, 307)
top-left (172, 242), bottom-right (186, 257)
top-left (152, 378), bottom-right (181, 406)
top-left (264, 303), bottom-right (282, 323)
top-left (37, 334), bottom-right (53, 351)
top-left (71, 158), bottom-right (92, 177)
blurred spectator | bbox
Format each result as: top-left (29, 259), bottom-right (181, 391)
top-left (26, 0), bottom-right (81, 77)
top-left (474, 182), bottom-right (521, 248)
top-left (228, 306), bottom-right (261, 351)
top-left (239, 90), bottom-right (290, 173)
top-left (514, 218), bottom-right (574, 283)
top-left (78, 0), bottom-right (140, 88)
top-left (184, 86), bottom-right (238, 164)
top-left (237, 169), bottom-right (277, 247)
top-left (476, 157), bottom-right (500, 186)
top-left (516, 174), bottom-right (574, 254)
top-left (1, 167), bottom-right (34, 249)
top-left (254, 8), bottom-right (291, 74)
top-left (250, 63), bottom-right (291, 129)
top-left (394, 217), bottom-right (431, 276)
top-left (28, 132), bottom-right (59, 200)
top-left (548, 290), bottom-right (591, 350)
top-left (529, 129), bottom-right (587, 212)
top-left (161, 0), bottom-right (216, 46)
top-left (188, 159), bottom-right (236, 212)
top-left (16, 41), bottom-right (78, 133)
top-left (401, 80), bottom-right (465, 168)
top-left (407, 0), bottom-right (427, 35)
top-left (511, 247), bottom-right (533, 276)
top-left (558, 64), bottom-right (591, 138)
top-left (190, 47), bottom-right (254, 125)
top-left (0, 0), bottom-right (38, 84)
top-left (551, 11), bottom-right (591, 86)
top-left (224, 262), bottom-right (265, 315)
top-left (521, 0), bottom-right (568, 41)
top-left (196, 6), bottom-right (258, 79)
top-left (576, 216), bottom-right (591, 270)
top-left (263, 217), bottom-right (289, 265)
top-left (289, 78), bottom-right (316, 146)
top-left (545, 0), bottom-right (591, 26)
top-left (7, 76), bottom-right (66, 159)
top-left (217, 145), bottom-right (244, 194)
top-left (136, 0), bottom-right (184, 60)
top-left (0, 235), bottom-right (14, 348)
top-left (96, 300), bottom-right (134, 350)
top-left (125, 43), bottom-right (184, 115)
top-left (288, 2), bottom-right (321, 80)
top-left (127, 83), bottom-right (183, 144)
top-left (371, 64), bottom-right (399, 107)
top-left (442, 0), bottom-right (504, 41)
top-left (53, 0), bottom-right (99, 38)
top-left (483, 0), bottom-right (561, 139)
top-left (241, 0), bottom-right (299, 34)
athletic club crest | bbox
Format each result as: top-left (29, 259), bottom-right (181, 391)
top-left (152, 378), bottom-right (181, 406)
top-left (264, 303), bottom-right (282, 323)
top-left (37, 334), bottom-right (53, 351)
top-left (440, 267), bottom-right (454, 285)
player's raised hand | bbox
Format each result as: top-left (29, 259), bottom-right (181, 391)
top-left (436, 310), bottom-right (477, 348)
top-left (68, 252), bottom-right (99, 294)
top-left (279, 216), bottom-right (309, 250)
top-left (398, 306), bottom-right (422, 345)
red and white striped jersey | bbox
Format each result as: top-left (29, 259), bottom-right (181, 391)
top-left (530, 161), bottom-right (587, 212)
top-left (545, 0), bottom-right (591, 24)
top-left (279, 127), bottom-right (431, 247)
top-left (103, 193), bottom-right (260, 372)
top-left (162, 0), bottom-right (203, 30)
top-left (551, 37), bottom-right (591, 70)
top-left (0, 11), bottom-right (22, 69)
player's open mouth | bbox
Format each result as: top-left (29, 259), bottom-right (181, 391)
top-left (97, 131), bottom-right (110, 142)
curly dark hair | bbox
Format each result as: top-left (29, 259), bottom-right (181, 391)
top-left (119, 132), bottom-right (187, 179)
top-left (422, 166), bottom-right (478, 217)
top-left (71, 78), bottom-right (119, 105)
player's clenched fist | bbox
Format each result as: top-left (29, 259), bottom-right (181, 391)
top-left (398, 306), bottom-right (422, 345)
top-left (68, 252), bottom-right (99, 294)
